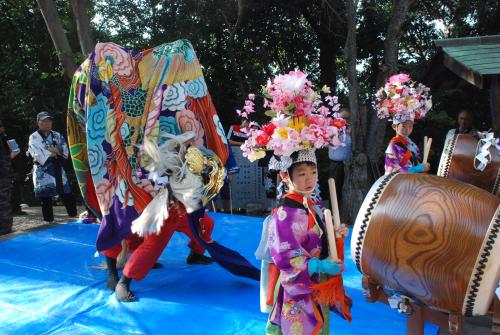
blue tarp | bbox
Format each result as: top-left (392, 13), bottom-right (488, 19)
top-left (0, 213), bottom-right (438, 334)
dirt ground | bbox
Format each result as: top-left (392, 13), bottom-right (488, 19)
top-left (5, 206), bottom-right (496, 334)
top-left (10, 205), bottom-right (85, 234)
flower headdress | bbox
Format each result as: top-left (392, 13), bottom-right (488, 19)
top-left (373, 73), bottom-right (432, 124)
top-left (237, 70), bottom-right (347, 170)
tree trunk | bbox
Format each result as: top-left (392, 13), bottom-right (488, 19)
top-left (318, 34), bottom-right (338, 92)
top-left (318, 5), bottom-right (338, 92)
top-left (342, 0), bottom-right (414, 224)
top-left (366, 0), bottom-right (416, 160)
top-left (70, 0), bottom-right (94, 57)
top-left (36, 0), bottom-right (76, 80)
top-left (341, 0), bottom-right (371, 224)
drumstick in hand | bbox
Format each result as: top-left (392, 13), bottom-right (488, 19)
top-left (423, 137), bottom-right (432, 164)
top-left (328, 178), bottom-right (341, 238)
top-left (323, 209), bottom-right (339, 261)
top-left (423, 136), bottom-right (428, 161)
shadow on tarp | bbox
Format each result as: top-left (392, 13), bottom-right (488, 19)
top-left (0, 212), bottom-right (438, 335)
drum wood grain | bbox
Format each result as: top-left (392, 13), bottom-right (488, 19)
top-left (361, 174), bottom-right (500, 313)
top-left (439, 134), bottom-right (500, 196)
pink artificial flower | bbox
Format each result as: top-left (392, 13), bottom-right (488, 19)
top-left (388, 73), bottom-right (411, 85)
top-left (248, 93), bottom-right (255, 100)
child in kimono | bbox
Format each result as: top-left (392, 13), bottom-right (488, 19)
top-left (385, 120), bottom-right (430, 175)
top-left (265, 149), bottom-right (346, 335)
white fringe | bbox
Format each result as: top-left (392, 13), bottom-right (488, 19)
top-left (131, 187), bottom-right (170, 236)
top-left (141, 131), bottom-right (204, 216)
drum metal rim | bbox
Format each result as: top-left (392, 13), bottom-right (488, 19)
top-left (351, 172), bottom-right (397, 272)
top-left (462, 204), bottom-right (500, 316)
top-left (492, 169), bottom-right (500, 197)
top-left (437, 134), bottom-right (458, 178)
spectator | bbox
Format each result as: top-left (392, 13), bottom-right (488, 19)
top-left (446, 109), bottom-right (479, 139)
top-left (27, 112), bottom-right (77, 223)
top-left (7, 131), bottom-right (27, 216)
top-left (0, 120), bottom-right (14, 235)
top-left (218, 121), bottom-right (248, 213)
top-left (327, 108), bottom-right (352, 204)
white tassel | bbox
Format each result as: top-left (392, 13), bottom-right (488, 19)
top-left (131, 187), bottom-right (170, 236)
top-left (141, 132), bottom-right (203, 213)
top-left (170, 170), bottom-right (204, 213)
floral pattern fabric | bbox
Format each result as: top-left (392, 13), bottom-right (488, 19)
top-left (267, 202), bottom-right (327, 335)
top-left (384, 136), bottom-right (420, 174)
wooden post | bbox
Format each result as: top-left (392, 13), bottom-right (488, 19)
top-left (448, 313), bottom-right (463, 335)
top-left (363, 277), bottom-right (464, 335)
top-left (407, 304), bottom-right (424, 335)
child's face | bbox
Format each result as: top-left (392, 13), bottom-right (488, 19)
top-left (393, 121), bottom-right (413, 137)
top-left (288, 163), bottom-right (318, 195)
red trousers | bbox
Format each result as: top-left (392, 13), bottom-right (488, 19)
top-left (102, 204), bottom-right (214, 281)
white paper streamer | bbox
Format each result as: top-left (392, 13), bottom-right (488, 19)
top-left (474, 132), bottom-right (500, 171)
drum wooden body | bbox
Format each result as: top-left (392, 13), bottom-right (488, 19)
top-left (351, 173), bottom-right (500, 316)
top-left (438, 134), bottom-right (500, 196)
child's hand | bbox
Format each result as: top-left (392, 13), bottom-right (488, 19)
top-left (423, 162), bottom-right (430, 172)
top-left (335, 224), bottom-right (349, 238)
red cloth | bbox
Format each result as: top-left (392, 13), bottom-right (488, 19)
top-left (102, 203), bottom-right (215, 281)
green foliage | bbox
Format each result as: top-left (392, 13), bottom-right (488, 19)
top-left (2, 0), bottom-right (499, 145)
top-left (0, 0), bottom-right (79, 147)
top-left (91, 0), bottom-right (319, 125)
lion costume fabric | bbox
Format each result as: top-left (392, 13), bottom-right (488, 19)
top-left (67, 39), bottom-right (258, 280)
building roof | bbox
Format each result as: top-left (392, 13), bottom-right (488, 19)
top-left (434, 35), bottom-right (500, 89)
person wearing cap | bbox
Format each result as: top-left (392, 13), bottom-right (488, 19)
top-left (27, 112), bottom-right (77, 222)
top-left (0, 120), bottom-right (14, 235)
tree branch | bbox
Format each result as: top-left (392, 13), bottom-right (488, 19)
top-left (70, 0), bottom-right (95, 57)
top-left (36, 0), bottom-right (76, 80)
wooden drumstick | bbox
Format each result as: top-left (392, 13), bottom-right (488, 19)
top-left (423, 138), bottom-right (432, 164)
top-left (323, 209), bottom-right (339, 261)
top-left (328, 178), bottom-right (341, 237)
top-left (423, 136), bottom-right (428, 160)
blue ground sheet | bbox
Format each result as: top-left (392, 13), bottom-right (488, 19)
top-left (0, 213), bottom-right (439, 334)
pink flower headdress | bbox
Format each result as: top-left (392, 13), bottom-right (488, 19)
top-left (236, 70), bottom-right (347, 170)
top-left (373, 73), bottom-right (432, 124)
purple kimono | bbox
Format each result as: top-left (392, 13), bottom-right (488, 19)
top-left (267, 195), bottom-right (328, 335)
top-left (384, 136), bottom-right (420, 174)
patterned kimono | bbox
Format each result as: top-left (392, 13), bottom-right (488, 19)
top-left (28, 130), bottom-right (71, 198)
top-left (267, 193), bottom-right (329, 335)
top-left (384, 136), bottom-right (420, 174)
